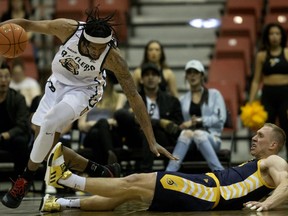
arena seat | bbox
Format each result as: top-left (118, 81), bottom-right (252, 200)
top-left (268, 0), bottom-right (288, 14)
top-left (264, 14), bottom-right (288, 35)
top-left (91, 0), bottom-right (130, 44)
top-left (21, 41), bottom-right (35, 62)
top-left (225, 0), bottom-right (263, 33)
top-left (214, 37), bottom-right (252, 80)
top-left (24, 61), bottom-right (38, 80)
top-left (54, 0), bottom-right (91, 21)
top-left (208, 59), bottom-right (246, 106)
top-left (0, 0), bottom-right (8, 17)
top-left (93, 0), bottom-right (130, 13)
top-left (219, 14), bottom-right (257, 53)
top-left (205, 81), bottom-right (239, 132)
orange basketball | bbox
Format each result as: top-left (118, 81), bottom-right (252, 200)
top-left (0, 23), bottom-right (28, 58)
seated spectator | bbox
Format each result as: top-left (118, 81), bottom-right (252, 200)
top-left (0, 61), bottom-right (31, 179)
top-left (132, 40), bottom-right (178, 97)
top-left (116, 62), bottom-right (183, 172)
top-left (1, 0), bottom-right (34, 39)
top-left (9, 59), bottom-right (41, 107)
top-left (166, 60), bottom-right (226, 172)
top-left (78, 70), bottom-right (127, 164)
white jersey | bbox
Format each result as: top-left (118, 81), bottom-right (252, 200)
top-left (51, 23), bottom-right (111, 87)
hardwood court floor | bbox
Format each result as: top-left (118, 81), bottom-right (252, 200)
top-left (0, 193), bottom-right (288, 216)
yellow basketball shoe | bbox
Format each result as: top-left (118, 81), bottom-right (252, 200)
top-left (45, 142), bottom-right (71, 188)
top-left (39, 194), bottom-right (61, 212)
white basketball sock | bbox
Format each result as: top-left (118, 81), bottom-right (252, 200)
top-left (56, 198), bottom-right (80, 210)
top-left (58, 173), bottom-right (86, 191)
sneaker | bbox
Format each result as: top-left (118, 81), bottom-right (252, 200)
top-left (45, 184), bottom-right (57, 194)
top-left (39, 194), bottom-right (61, 212)
top-left (1, 176), bottom-right (32, 208)
top-left (102, 163), bottom-right (121, 177)
top-left (45, 142), bottom-right (71, 188)
top-left (47, 142), bottom-right (65, 167)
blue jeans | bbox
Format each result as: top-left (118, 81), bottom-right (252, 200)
top-left (166, 130), bottom-right (224, 171)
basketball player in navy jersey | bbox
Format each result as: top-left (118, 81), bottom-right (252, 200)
top-left (41, 123), bottom-right (288, 212)
top-left (0, 7), bottom-right (176, 209)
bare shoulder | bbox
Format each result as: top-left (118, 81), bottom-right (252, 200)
top-left (105, 48), bottom-right (128, 70)
top-left (132, 67), bottom-right (141, 78)
top-left (163, 67), bottom-right (174, 75)
top-left (256, 50), bottom-right (266, 62)
top-left (261, 155), bottom-right (287, 170)
top-left (283, 48), bottom-right (288, 60)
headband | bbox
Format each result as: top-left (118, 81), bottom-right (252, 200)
top-left (83, 31), bottom-right (112, 44)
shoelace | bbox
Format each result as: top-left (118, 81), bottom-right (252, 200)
top-left (9, 177), bottom-right (28, 198)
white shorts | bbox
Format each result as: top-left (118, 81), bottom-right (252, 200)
top-left (32, 74), bottom-right (103, 130)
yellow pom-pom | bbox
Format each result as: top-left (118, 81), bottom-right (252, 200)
top-left (240, 101), bottom-right (268, 131)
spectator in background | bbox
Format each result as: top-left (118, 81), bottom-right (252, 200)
top-left (1, 0), bottom-right (33, 39)
top-left (0, 61), bottom-right (31, 179)
top-left (249, 23), bottom-right (288, 159)
top-left (78, 70), bottom-right (127, 164)
top-left (132, 40), bottom-right (178, 97)
top-left (10, 59), bottom-right (41, 107)
top-left (166, 60), bottom-right (226, 172)
top-left (117, 62), bottom-right (183, 172)
top-left (1, 0), bottom-right (31, 21)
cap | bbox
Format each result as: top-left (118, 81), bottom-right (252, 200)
top-left (141, 62), bottom-right (161, 77)
top-left (185, 60), bottom-right (205, 74)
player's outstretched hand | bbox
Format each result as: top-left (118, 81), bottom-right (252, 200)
top-left (150, 143), bottom-right (178, 160)
top-left (244, 201), bottom-right (268, 212)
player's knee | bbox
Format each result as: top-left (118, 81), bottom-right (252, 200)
top-left (42, 113), bottom-right (63, 132)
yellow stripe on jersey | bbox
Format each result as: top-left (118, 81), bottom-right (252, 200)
top-left (160, 174), bottom-right (218, 203)
top-left (220, 172), bottom-right (262, 200)
top-left (220, 160), bottom-right (275, 200)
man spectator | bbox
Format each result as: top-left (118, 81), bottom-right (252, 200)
top-left (115, 62), bottom-right (183, 171)
top-left (0, 62), bottom-right (31, 178)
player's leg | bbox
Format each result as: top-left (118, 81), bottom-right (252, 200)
top-left (1, 100), bottom-right (75, 208)
top-left (41, 173), bottom-right (156, 212)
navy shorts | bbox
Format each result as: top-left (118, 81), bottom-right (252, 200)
top-left (148, 171), bottom-right (218, 211)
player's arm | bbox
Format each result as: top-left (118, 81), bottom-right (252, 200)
top-left (244, 155), bottom-right (288, 211)
top-left (0, 18), bottom-right (77, 43)
top-left (103, 49), bottom-right (177, 160)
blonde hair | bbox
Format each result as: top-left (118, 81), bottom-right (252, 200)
top-left (265, 123), bottom-right (286, 152)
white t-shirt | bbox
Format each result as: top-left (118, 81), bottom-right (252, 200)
top-left (10, 77), bottom-right (41, 106)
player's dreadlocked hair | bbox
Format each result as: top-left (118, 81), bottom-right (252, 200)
top-left (79, 6), bottom-right (118, 48)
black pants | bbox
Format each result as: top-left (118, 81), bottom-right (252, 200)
top-left (83, 119), bottom-right (123, 164)
top-left (141, 120), bottom-right (177, 172)
top-left (261, 85), bottom-right (288, 157)
top-left (0, 135), bottom-right (30, 178)
top-left (115, 109), bottom-right (177, 172)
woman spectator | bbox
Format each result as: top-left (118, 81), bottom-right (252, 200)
top-left (132, 40), bottom-right (178, 97)
top-left (78, 70), bottom-right (127, 164)
top-left (166, 60), bottom-right (226, 171)
top-left (249, 23), bottom-right (288, 159)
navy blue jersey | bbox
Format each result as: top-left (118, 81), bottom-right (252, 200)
top-left (149, 160), bottom-right (275, 211)
top-left (213, 159), bottom-right (275, 210)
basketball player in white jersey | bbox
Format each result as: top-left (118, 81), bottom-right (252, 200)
top-left (0, 7), bottom-right (177, 209)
